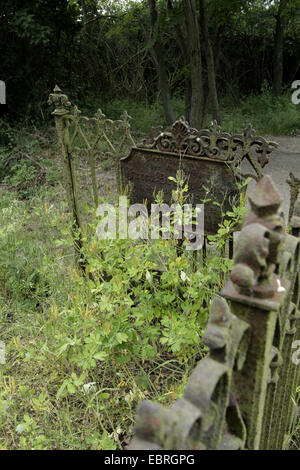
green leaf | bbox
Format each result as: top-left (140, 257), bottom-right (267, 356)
top-left (116, 332), bottom-right (128, 344)
top-left (16, 423), bottom-right (26, 434)
top-left (99, 392), bottom-right (110, 400)
top-left (93, 351), bottom-right (108, 361)
top-left (56, 382), bottom-right (67, 400)
top-left (67, 383), bottom-right (76, 394)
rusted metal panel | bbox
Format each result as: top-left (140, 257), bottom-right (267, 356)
top-left (121, 117), bottom-right (277, 236)
top-left (121, 147), bottom-right (240, 236)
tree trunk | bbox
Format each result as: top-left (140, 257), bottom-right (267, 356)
top-left (81, 0), bottom-right (88, 33)
top-left (148, 0), bottom-right (175, 125)
top-left (173, 28), bottom-right (193, 122)
top-left (272, 0), bottom-right (289, 97)
top-left (166, 0), bottom-right (192, 122)
top-left (199, 0), bottom-right (220, 123)
top-left (182, 0), bottom-right (204, 129)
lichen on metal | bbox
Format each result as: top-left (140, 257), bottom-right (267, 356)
top-left (229, 176), bottom-right (285, 299)
top-left (48, 86), bottom-right (84, 271)
top-left (48, 85), bottom-right (71, 116)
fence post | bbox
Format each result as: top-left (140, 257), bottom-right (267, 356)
top-left (48, 86), bottom-right (85, 272)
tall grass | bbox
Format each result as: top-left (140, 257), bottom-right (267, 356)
top-left (85, 89), bottom-right (299, 136)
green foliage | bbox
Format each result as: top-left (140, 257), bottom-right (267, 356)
top-left (2, 0), bottom-right (299, 122)
top-left (96, 90), bottom-right (299, 136)
top-left (9, 8), bottom-right (51, 46)
top-left (0, 153), bottom-right (243, 448)
top-left (218, 89), bottom-right (299, 135)
top-left (0, 0), bottom-right (299, 447)
top-left (0, 95), bottom-right (298, 448)
top-left (0, 123), bottom-right (59, 198)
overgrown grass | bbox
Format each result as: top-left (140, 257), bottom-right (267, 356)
top-left (88, 89), bottom-right (299, 136)
top-left (0, 121), bottom-right (59, 199)
top-left (220, 88), bottom-right (300, 135)
top-left (0, 160), bottom-right (238, 449)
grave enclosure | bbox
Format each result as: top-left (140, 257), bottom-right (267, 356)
top-left (48, 86), bottom-right (278, 239)
top-left (49, 87), bottom-right (300, 449)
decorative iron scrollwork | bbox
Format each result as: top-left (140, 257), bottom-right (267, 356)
top-left (139, 117), bottom-right (278, 181)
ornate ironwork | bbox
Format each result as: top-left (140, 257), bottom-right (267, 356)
top-left (48, 85), bottom-right (71, 116)
top-left (139, 117), bottom-right (278, 181)
top-left (49, 86), bottom-right (136, 207)
top-left (67, 105), bottom-right (135, 201)
top-left (48, 86), bottom-right (85, 271)
top-left (230, 175), bottom-right (284, 299)
top-left (48, 85), bottom-right (136, 271)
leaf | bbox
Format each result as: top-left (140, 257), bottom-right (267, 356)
top-left (16, 423), bottom-right (26, 434)
top-left (56, 382), bottom-right (67, 400)
top-left (93, 351), bottom-right (108, 361)
top-left (116, 332), bottom-right (128, 344)
top-left (54, 239), bottom-right (65, 247)
top-left (67, 383), bottom-right (76, 394)
top-left (160, 337), bottom-right (169, 345)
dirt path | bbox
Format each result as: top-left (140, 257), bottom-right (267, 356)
top-left (248, 136), bottom-right (300, 215)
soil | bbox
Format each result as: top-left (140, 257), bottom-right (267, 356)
top-left (248, 135), bottom-right (300, 215)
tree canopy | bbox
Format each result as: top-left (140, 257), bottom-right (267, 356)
top-left (1, 0), bottom-right (299, 125)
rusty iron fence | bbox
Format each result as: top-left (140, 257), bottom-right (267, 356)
top-left (48, 85), bottom-right (136, 269)
top-left (48, 85), bottom-right (136, 206)
top-left (129, 175), bottom-right (300, 450)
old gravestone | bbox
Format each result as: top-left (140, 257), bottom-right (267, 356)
top-left (121, 118), bottom-right (277, 236)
